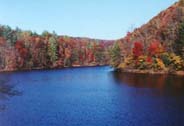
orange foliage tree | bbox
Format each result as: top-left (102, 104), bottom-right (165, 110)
top-left (148, 40), bottom-right (164, 57)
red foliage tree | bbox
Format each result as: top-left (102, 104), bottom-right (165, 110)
top-left (148, 40), bottom-right (164, 56)
top-left (146, 56), bottom-right (153, 63)
top-left (132, 41), bottom-right (143, 58)
top-left (15, 40), bottom-right (28, 66)
top-left (5, 48), bottom-right (17, 70)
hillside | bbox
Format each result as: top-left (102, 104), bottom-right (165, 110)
top-left (118, 1), bottom-right (184, 54)
top-left (111, 0), bottom-right (184, 74)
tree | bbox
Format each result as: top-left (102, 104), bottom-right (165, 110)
top-left (0, 46), bottom-right (5, 69)
top-left (42, 30), bottom-right (50, 37)
top-left (179, 0), bottom-right (184, 6)
top-left (148, 40), bottom-right (163, 57)
top-left (132, 41), bottom-right (143, 58)
top-left (110, 42), bottom-right (121, 67)
top-left (5, 48), bottom-right (17, 70)
top-left (1, 25), bottom-right (11, 39)
top-left (1, 25), bottom-right (17, 46)
top-left (71, 48), bottom-right (79, 64)
top-left (30, 38), bottom-right (47, 68)
top-left (94, 43), bottom-right (105, 64)
top-left (64, 47), bottom-right (72, 67)
top-left (48, 36), bottom-right (58, 63)
top-left (15, 40), bottom-right (29, 68)
top-left (174, 21), bottom-right (184, 59)
top-left (0, 25), bottom-right (113, 71)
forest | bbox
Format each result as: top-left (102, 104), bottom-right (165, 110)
top-left (110, 1), bottom-right (184, 74)
top-left (0, 25), bottom-right (113, 71)
top-left (1, 1), bottom-right (184, 74)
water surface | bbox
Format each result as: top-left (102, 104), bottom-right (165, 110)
top-left (0, 66), bottom-right (184, 126)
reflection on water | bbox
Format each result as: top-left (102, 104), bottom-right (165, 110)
top-left (112, 71), bottom-right (184, 96)
top-left (0, 74), bottom-right (22, 111)
top-left (0, 67), bottom-right (184, 126)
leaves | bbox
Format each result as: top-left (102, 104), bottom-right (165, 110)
top-left (110, 42), bottom-right (121, 67)
top-left (48, 36), bottom-right (58, 63)
top-left (0, 25), bottom-right (112, 71)
top-left (132, 42), bottom-right (143, 58)
top-left (148, 40), bottom-right (164, 57)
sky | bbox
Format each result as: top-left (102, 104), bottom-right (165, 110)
top-left (0, 0), bottom-right (178, 40)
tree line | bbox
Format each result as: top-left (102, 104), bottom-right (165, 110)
top-left (0, 25), bottom-right (113, 71)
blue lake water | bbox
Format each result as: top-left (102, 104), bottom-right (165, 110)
top-left (0, 66), bottom-right (184, 126)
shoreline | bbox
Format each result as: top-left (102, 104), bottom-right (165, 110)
top-left (0, 64), bottom-right (107, 73)
top-left (116, 68), bottom-right (184, 76)
top-left (1, 65), bottom-right (184, 76)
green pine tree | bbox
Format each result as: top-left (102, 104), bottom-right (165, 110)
top-left (48, 36), bottom-right (58, 63)
top-left (110, 42), bottom-right (121, 67)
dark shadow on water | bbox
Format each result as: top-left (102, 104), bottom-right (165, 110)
top-left (111, 71), bottom-right (184, 97)
top-left (0, 74), bottom-right (22, 111)
top-left (0, 67), bottom-right (184, 126)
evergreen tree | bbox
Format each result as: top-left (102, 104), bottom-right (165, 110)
top-left (110, 42), bottom-right (121, 67)
top-left (48, 36), bottom-right (58, 63)
top-left (42, 30), bottom-right (50, 37)
top-left (1, 25), bottom-right (17, 46)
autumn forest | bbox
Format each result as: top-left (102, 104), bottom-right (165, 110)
top-left (1, 1), bottom-right (184, 126)
top-left (0, 1), bottom-right (184, 75)
top-left (0, 25), bottom-right (113, 71)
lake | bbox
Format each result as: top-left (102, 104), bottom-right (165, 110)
top-left (0, 66), bottom-right (184, 126)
